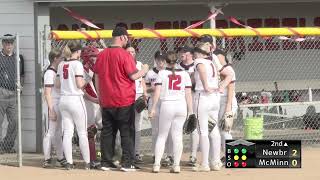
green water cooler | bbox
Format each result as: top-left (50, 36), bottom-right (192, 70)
top-left (244, 117), bottom-right (264, 139)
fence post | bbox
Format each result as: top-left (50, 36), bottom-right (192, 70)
top-left (15, 34), bottom-right (22, 167)
top-left (308, 87), bottom-right (312, 102)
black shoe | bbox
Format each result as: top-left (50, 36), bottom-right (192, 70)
top-left (120, 164), bottom-right (140, 172)
top-left (65, 163), bottom-right (74, 170)
top-left (43, 158), bottom-right (52, 168)
top-left (56, 158), bottom-right (68, 167)
top-left (100, 162), bottom-right (119, 171)
top-left (90, 161), bottom-right (101, 169)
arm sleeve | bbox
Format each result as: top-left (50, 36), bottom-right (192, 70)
top-left (220, 66), bottom-right (236, 82)
top-left (124, 53), bottom-right (138, 76)
top-left (43, 71), bottom-right (54, 87)
top-left (144, 71), bottom-right (151, 84)
top-left (75, 61), bottom-right (84, 77)
top-left (194, 59), bottom-right (204, 71)
top-left (154, 71), bottom-right (163, 85)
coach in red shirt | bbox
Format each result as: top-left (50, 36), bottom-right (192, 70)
top-left (93, 27), bottom-right (148, 171)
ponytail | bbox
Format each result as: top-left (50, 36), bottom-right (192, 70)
top-left (165, 51), bottom-right (177, 76)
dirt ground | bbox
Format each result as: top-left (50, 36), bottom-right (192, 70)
top-left (0, 147), bottom-right (319, 180)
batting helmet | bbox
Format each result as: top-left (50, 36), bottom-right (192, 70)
top-left (81, 46), bottom-right (99, 70)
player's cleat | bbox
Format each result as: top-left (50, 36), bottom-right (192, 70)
top-left (42, 158), bottom-right (52, 168)
top-left (170, 165), bottom-right (180, 173)
top-left (161, 156), bottom-right (173, 167)
top-left (56, 158), bottom-right (68, 167)
top-left (135, 154), bottom-right (144, 164)
top-left (188, 156), bottom-right (197, 167)
top-left (192, 165), bottom-right (210, 172)
top-left (84, 163), bottom-right (91, 170)
top-left (65, 163), bottom-right (74, 170)
top-left (100, 162), bottom-right (119, 171)
top-left (152, 165), bottom-right (160, 173)
top-left (120, 164), bottom-right (140, 172)
top-left (90, 161), bottom-right (101, 169)
top-left (210, 161), bottom-right (223, 171)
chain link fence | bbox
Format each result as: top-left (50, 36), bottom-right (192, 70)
top-left (0, 35), bottom-right (22, 166)
top-left (49, 35), bottom-right (320, 155)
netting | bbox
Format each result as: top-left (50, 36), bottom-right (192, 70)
top-left (0, 35), bottom-right (22, 166)
top-left (49, 33), bottom-right (320, 155)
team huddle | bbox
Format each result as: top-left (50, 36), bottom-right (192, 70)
top-left (42, 31), bottom-right (238, 173)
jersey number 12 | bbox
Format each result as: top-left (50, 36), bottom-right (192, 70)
top-left (168, 75), bottom-right (181, 90)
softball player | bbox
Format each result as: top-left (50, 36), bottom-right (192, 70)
top-left (193, 42), bottom-right (220, 172)
top-left (42, 49), bottom-right (67, 168)
top-left (212, 49), bottom-right (237, 163)
top-left (149, 51), bottom-right (193, 173)
top-left (56, 41), bottom-right (90, 170)
top-left (145, 51), bottom-right (173, 164)
top-left (125, 45), bottom-right (147, 163)
top-left (81, 46), bottom-right (102, 169)
top-left (176, 44), bottom-right (199, 166)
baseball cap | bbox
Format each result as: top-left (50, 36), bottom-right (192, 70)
top-left (2, 34), bottom-right (14, 43)
top-left (198, 34), bottom-right (213, 45)
top-left (178, 44), bottom-right (194, 53)
top-left (112, 26), bottom-right (130, 37)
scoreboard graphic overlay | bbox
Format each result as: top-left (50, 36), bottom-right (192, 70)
top-left (226, 139), bottom-right (301, 168)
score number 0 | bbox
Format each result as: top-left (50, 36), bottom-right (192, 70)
top-left (291, 149), bottom-right (298, 167)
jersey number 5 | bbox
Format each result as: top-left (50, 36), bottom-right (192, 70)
top-left (63, 64), bottom-right (69, 79)
top-left (168, 75), bottom-right (181, 90)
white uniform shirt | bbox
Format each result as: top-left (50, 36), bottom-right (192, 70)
top-left (155, 68), bottom-right (192, 101)
top-left (219, 65), bottom-right (236, 97)
top-left (145, 68), bottom-right (160, 96)
top-left (212, 54), bottom-right (236, 97)
top-left (194, 58), bottom-right (219, 91)
top-left (43, 68), bottom-right (60, 99)
top-left (135, 61), bottom-right (144, 94)
top-left (57, 60), bottom-right (84, 96)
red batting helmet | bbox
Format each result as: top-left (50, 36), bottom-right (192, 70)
top-left (81, 46), bottom-right (99, 70)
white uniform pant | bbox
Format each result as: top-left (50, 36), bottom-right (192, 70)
top-left (154, 100), bottom-right (187, 166)
top-left (148, 97), bottom-right (173, 157)
top-left (194, 92), bottom-right (220, 166)
top-left (59, 96), bottom-right (90, 164)
top-left (43, 99), bottom-right (64, 160)
top-left (84, 99), bottom-right (102, 128)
